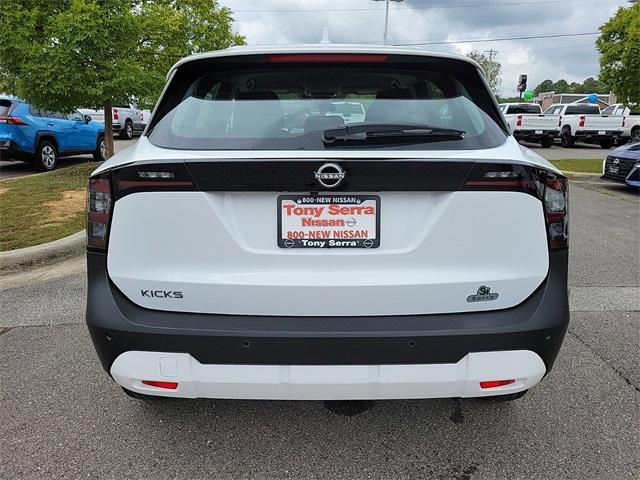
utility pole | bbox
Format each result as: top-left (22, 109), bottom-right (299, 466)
top-left (483, 49), bottom-right (498, 86)
top-left (372, 0), bottom-right (404, 44)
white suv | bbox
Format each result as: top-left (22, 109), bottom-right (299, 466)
top-left (86, 46), bottom-right (569, 402)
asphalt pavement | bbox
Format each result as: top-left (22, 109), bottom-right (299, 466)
top-left (0, 138), bottom-right (137, 180)
top-left (0, 180), bottom-right (638, 479)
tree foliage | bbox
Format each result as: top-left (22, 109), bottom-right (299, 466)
top-left (466, 50), bottom-right (502, 95)
top-left (597, 2), bottom-right (640, 105)
top-left (533, 77), bottom-right (611, 95)
top-left (0, 0), bottom-right (244, 155)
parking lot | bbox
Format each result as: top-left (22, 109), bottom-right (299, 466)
top-left (0, 138), bottom-right (138, 180)
top-left (0, 173), bottom-right (638, 479)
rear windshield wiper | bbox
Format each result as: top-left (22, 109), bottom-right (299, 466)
top-left (322, 124), bottom-right (466, 146)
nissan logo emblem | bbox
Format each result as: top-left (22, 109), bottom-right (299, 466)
top-left (314, 163), bottom-right (345, 188)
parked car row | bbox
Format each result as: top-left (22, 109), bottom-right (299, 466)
top-left (500, 102), bottom-right (637, 149)
top-left (0, 96), bottom-right (105, 170)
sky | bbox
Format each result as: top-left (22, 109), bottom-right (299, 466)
top-left (219, 0), bottom-right (629, 96)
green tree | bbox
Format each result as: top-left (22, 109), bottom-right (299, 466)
top-left (467, 50), bottom-right (502, 95)
top-left (0, 0), bottom-right (244, 158)
top-left (533, 77), bottom-right (611, 95)
top-left (597, 2), bottom-right (640, 104)
top-left (534, 79), bottom-right (554, 95)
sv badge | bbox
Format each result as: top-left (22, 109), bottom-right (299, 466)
top-left (466, 285), bottom-right (499, 303)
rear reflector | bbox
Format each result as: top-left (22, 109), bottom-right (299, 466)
top-left (480, 379), bottom-right (515, 389)
top-left (267, 54), bottom-right (388, 62)
top-left (141, 380), bottom-right (178, 390)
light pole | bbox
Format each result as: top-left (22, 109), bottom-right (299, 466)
top-left (372, 0), bottom-right (404, 44)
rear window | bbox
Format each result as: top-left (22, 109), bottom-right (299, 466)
top-left (0, 99), bottom-right (16, 116)
top-left (565, 105), bottom-right (600, 115)
top-left (506, 104), bottom-right (541, 115)
top-left (148, 55), bottom-right (507, 151)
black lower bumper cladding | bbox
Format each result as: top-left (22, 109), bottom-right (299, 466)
top-left (86, 251), bottom-right (569, 373)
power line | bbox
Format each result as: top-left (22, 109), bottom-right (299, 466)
top-left (393, 31), bottom-right (600, 46)
top-left (230, 0), bottom-right (602, 13)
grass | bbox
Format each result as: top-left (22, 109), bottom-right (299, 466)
top-left (550, 159), bottom-right (602, 174)
top-left (0, 162), bottom-right (98, 251)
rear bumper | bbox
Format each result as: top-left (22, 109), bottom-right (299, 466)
top-left (0, 140), bottom-right (33, 161)
top-left (86, 250), bottom-right (569, 398)
top-left (111, 350), bottom-right (546, 400)
top-left (513, 130), bottom-right (557, 141)
top-left (575, 130), bottom-right (621, 141)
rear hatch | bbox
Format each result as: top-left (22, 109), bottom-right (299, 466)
top-left (90, 51), bottom-right (567, 317)
top-left (520, 115), bottom-right (559, 130)
top-left (585, 114), bottom-right (623, 130)
top-left (0, 98), bottom-right (20, 139)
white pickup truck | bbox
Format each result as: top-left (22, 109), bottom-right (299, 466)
top-left (500, 103), bottom-right (559, 147)
top-left (601, 103), bottom-right (640, 145)
top-left (544, 103), bottom-right (623, 148)
top-left (79, 103), bottom-right (146, 139)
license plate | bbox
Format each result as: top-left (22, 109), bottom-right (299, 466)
top-left (535, 130), bottom-right (543, 135)
top-left (609, 166), bottom-right (619, 174)
top-left (598, 131), bottom-right (606, 135)
top-left (278, 195), bottom-right (380, 248)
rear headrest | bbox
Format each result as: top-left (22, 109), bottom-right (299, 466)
top-left (236, 91), bottom-right (280, 101)
top-left (376, 88), bottom-right (413, 99)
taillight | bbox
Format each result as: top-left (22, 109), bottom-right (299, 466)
top-left (578, 115), bottom-right (585, 128)
top-left (87, 175), bottom-right (112, 251)
top-left (516, 115), bottom-right (523, 127)
top-left (140, 112), bottom-right (143, 122)
top-left (463, 163), bottom-right (569, 252)
top-left (110, 163), bottom-right (195, 200)
top-left (0, 116), bottom-right (27, 125)
top-left (543, 175), bottom-right (568, 251)
top-left (622, 116), bottom-right (626, 128)
top-left (558, 115), bottom-right (562, 127)
top-left (113, 108), bottom-right (119, 121)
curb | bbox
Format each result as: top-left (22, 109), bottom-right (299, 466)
top-left (561, 171), bottom-right (602, 181)
top-left (0, 231), bottom-right (85, 276)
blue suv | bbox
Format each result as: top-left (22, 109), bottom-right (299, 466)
top-left (0, 96), bottom-right (105, 171)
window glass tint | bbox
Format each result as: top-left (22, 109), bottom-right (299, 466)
top-left (565, 105), bottom-right (600, 115)
top-left (601, 105), bottom-right (615, 115)
top-left (42, 111), bottom-right (66, 119)
top-left (68, 111), bottom-right (84, 121)
top-left (0, 99), bottom-right (16, 116)
top-left (149, 63), bottom-right (506, 151)
top-left (506, 104), bottom-right (541, 114)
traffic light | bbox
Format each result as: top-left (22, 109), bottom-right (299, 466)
top-left (517, 74), bottom-right (528, 95)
